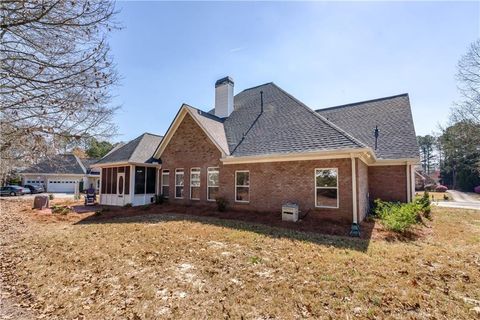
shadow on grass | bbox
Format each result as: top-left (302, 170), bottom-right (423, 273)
top-left (74, 204), bottom-right (374, 252)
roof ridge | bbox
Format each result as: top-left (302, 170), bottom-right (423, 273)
top-left (237, 82), bottom-right (274, 94)
top-left (73, 154), bottom-right (87, 174)
top-left (270, 83), bottom-right (368, 149)
top-left (316, 93), bottom-right (409, 112)
top-left (184, 104), bottom-right (225, 122)
top-left (143, 132), bottom-right (163, 138)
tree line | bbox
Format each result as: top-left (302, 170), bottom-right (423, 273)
top-left (417, 39), bottom-right (480, 192)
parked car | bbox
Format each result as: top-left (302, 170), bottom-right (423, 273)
top-left (0, 186), bottom-right (25, 196)
top-left (22, 187), bottom-right (31, 194)
top-left (23, 184), bottom-right (45, 194)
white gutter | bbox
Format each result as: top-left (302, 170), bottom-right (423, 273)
top-left (351, 155), bottom-right (358, 224)
top-left (221, 148), bottom-right (374, 165)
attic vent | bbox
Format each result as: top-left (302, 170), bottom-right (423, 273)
top-left (374, 125), bottom-right (379, 150)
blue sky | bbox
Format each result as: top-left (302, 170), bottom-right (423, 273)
top-left (109, 1), bottom-right (479, 142)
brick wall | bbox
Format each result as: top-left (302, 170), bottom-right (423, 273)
top-left (219, 159), bottom-right (353, 222)
top-left (368, 165), bottom-right (407, 202)
top-left (160, 113), bottom-right (355, 223)
top-left (356, 159), bottom-right (369, 222)
top-left (160, 113), bottom-right (222, 202)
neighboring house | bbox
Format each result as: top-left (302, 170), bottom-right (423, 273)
top-left (92, 133), bottom-right (163, 206)
top-left (21, 154), bottom-right (100, 193)
top-left (96, 77), bottom-right (420, 234)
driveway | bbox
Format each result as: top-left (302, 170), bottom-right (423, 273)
top-left (435, 190), bottom-right (480, 210)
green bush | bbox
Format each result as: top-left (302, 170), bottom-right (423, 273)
top-left (48, 194), bottom-right (54, 200)
top-left (373, 199), bottom-right (422, 233)
top-left (51, 205), bottom-right (71, 215)
top-left (416, 191), bottom-right (431, 218)
top-left (154, 194), bottom-right (166, 204)
top-left (124, 203), bottom-right (132, 208)
top-left (216, 197), bottom-right (228, 212)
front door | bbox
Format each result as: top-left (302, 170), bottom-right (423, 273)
top-left (117, 173), bottom-right (125, 204)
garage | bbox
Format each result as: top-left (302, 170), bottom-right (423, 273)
top-left (47, 179), bottom-right (78, 193)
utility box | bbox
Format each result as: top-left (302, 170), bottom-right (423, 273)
top-left (282, 203), bottom-right (299, 222)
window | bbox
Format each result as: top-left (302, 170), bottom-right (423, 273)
top-left (207, 167), bottom-right (219, 201)
top-left (135, 166), bottom-right (145, 194)
top-left (315, 168), bottom-right (339, 208)
top-left (175, 169), bottom-right (184, 199)
top-left (190, 168), bottom-right (201, 200)
top-left (235, 171), bottom-right (250, 202)
top-left (161, 170), bottom-right (170, 198)
top-left (146, 167), bottom-right (156, 194)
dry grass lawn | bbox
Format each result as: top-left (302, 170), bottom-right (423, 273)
top-left (1, 198), bottom-right (480, 319)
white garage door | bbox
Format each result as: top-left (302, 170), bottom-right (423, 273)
top-left (47, 179), bottom-right (77, 193)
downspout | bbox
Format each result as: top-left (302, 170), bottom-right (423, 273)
top-left (350, 155), bottom-right (360, 237)
top-left (406, 163), bottom-right (411, 202)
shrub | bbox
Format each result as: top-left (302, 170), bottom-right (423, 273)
top-left (124, 203), bottom-right (132, 208)
top-left (435, 185), bottom-right (448, 192)
top-left (474, 186), bottom-right (480, 194)
top-left (154, 194), bottom-right (166, 204)
top-left (48, 194), bottom-right (54, 200)
top-left (216, 197), bottom-right (228, 212)
top-left (443, 194), bottom-right (449, 201)
top-left (94, 209), bottom-right (103, 216)
top-left (373, 199), bottom-right (422, 233)
top-left (51, 205), bottom-right (71, 215)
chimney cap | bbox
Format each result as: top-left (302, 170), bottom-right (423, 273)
top-left (215, 76), bottom-right (234, 87)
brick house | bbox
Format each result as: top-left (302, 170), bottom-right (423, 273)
top-left (96, 77), bottom-right (419, 234)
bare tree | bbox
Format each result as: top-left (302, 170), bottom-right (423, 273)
top-left (0, 0), bottom-right (119, 182)
top-left (453, 39), bottom-right (480, 124)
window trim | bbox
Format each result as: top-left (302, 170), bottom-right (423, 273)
top-left (161, 170), bottom-right (170, 198)
top-left (190, 167), bottom-right (201, 200)
top-left (235, 170), bottom-right (250, 203)
top-left (207, 167), bottom-right (219, 202)
top-left (175, 168), bottom-right (184, 199)
top-left (314, 168), bottom-right (339, 209)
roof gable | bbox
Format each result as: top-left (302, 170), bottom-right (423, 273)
top-left (154, 105), bottom-right (229, 158)
top-left (96, 133), bottom-right (163, 165)
top-left (22, 154), bottom-right (86, 175)
top-left (316, 94), bottom-right (420, 160)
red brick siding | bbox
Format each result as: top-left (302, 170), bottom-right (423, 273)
top-left (219, 159), bottom-right (354, 223)
top-left (160, 113), bottom-right (355, 223)
top-left (356, 159), bottom-right (369, 222)
top-left (368, 165), bottom-right (407, 202)
top-left (160, 113), bottom-right (222, 202)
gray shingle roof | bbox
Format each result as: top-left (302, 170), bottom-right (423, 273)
top-left (96, 133), bottom-right (163, 165)
top-left (21, 154), bottom-right (86, 174)
top-left (223, 83), bottom-right (366, 157)
top-left (316, 94), bottom-right (420, 160)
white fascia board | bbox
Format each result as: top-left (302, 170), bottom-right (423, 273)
top-left (370, 158), bottom-right (420, 166)
top-left (221, 148), bottom-right (373, 165)
top-left (154, 105), bottom-right (227, 159)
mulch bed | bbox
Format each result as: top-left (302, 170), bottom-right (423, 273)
top-left (72, 202), bottom-right (378, 239)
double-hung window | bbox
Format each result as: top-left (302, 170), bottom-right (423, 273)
top-left (207, 167), bottom-right (219, 201)
top-left (175, 169), bottom-right (184, 199)
top-left (161, 170), bottom-right (170, 198)
top-left (235, 170), bottom-right (250, 203)
top-left (190, 168), bottom-right (201, 200)
top-left (315, 168), bottom-right (339, 208)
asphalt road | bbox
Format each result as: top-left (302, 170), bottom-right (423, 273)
top-left (436, 190), bottom-right (480, 210)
